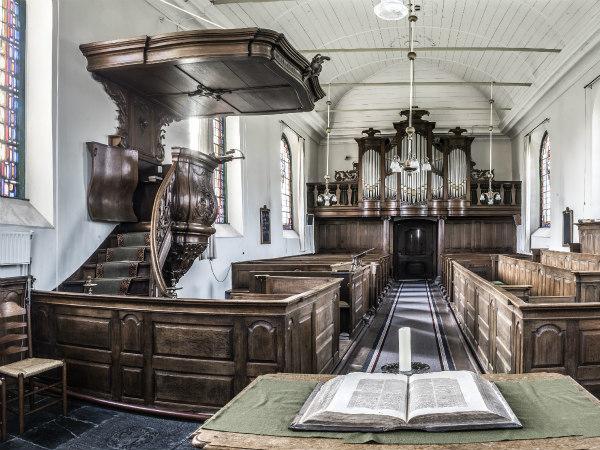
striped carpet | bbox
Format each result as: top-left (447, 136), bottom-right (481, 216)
top-left (338, 280), bottom-right (480, 374)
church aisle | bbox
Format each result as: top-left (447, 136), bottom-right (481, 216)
top-left (337, 280), bottom-right (479, 375)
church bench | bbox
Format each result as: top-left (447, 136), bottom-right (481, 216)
top-left (497, 255), bottom-right (600, 302)
top-left (231, 262), bottom-right (343, 291)
top-left (247, 270), bottom-right (369, 338)
top-left (451, 261), bottom-right (600, 396)
top-left (29, 276), bottom-right (341, 419)
top-left (533, 248), bottom-right (600, 271)
top-left (238, 251), bottom-right (392, 308)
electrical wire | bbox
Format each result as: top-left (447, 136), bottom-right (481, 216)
top-left (209, 259), bottom-right (231, 283)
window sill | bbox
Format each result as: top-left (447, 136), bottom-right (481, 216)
top-left (531, 226), bottom-right (552, 238)
top-left (0, 197), bottom-right (52, 228)
top-left (214, 223), bottom-right (242, 238)
top-left (283, 229), bottom-right (299, 240)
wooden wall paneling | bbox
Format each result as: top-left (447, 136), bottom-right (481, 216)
top-left (30, 276), bottom-right (341, 418)
top-left (443, 219), bottom-right (516, 254)
top-left (315, 219), bottom-right (385, 253)
top-left (450, 260), bottom-right (600, 396)
top-left (576, 221), bottom-right (600, 255)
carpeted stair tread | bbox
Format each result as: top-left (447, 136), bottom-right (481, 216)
top-left (96, 261), bottom-right (140, 278)
top-left (106, 246), bottom-right (148, 262)
top-left (89, 277), bottom-right (134, 295)
top-left (117, 232), bottom-right (150, 247)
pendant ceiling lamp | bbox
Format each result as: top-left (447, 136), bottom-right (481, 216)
top-left (374, 0), bottom-right (409, 21)
top-left (388, 3), bottom-right (431, 175)
top-left (479, 82), bottom-right (501, 205)
top-left (317, 84), bottom-right (337, 206)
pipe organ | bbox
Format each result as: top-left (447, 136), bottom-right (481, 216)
top-left (355, 111), bottom-right (475, 210)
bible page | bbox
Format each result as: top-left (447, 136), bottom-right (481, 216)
top-left (326, 372), bottom-right (409, 421)
top-left (407, 371), bottom-right (488, 421)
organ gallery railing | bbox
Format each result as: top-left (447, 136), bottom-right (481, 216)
top-left (307, 115), bottom-right (521, 216)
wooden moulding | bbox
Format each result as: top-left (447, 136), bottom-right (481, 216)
top-left (79, 28), bottom-right (326, 118)
top-left (30, 276), bottom-right (341, 418)
top-left (450, 261), bottom-right (600, 396)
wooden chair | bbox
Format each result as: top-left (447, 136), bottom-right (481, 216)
top-left (0, 298), bottom-right (66, 434)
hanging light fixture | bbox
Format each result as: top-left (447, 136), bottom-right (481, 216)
top-left (318, 84), bottom-right (337, 206)
top-left (374, 0), bottom-right (409, 21)
top-left (479, 82), bottom-right (501, 206)
top-left (388, 3), bottom-right (431, 175)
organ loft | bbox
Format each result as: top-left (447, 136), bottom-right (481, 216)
top-left (1, 0), bottom-right (600, 448)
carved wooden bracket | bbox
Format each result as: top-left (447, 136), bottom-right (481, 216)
top-left (94, 75), bottom-right (181, 163)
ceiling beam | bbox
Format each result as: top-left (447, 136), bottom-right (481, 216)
top-left (300, 46), bottom-right (561, 54)
top-left (329, 81), bottom-right (531, 87)
top-left (316, 107), bottom-right (512, 112)
top-left (211, 0), bottom-right (286, 3)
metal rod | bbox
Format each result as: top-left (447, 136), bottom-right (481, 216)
top-left (329, 81), bottom-right (531, 87)
top-left (489, 82), bottom-right (494, 194)
top-left (300, 46), bottom-right (562, 54)
top-left (317, 107), bottom-right (512, 112)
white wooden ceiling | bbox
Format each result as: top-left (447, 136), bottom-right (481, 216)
top-left (145, 0), bottom-right (600, 138)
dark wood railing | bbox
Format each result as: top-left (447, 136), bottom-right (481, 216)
top-left (470, 180), bottom-right (522, 206)
top-left (307, 181), bottom-right (359, 209)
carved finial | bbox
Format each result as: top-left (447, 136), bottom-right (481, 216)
top-left (449, 126), bottom-right (467, 136)
top-left (361, 127), bottom-right (381, 137)
top-left (306, 54), bottom-right (331, 78)
top-left (400, 108), bottom-right (429, 121)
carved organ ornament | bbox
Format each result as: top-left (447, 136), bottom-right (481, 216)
top-left (80, 28), bottom-right (327, 297)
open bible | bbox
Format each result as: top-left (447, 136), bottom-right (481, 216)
top-left (290, 371), bottom-right (521, 432)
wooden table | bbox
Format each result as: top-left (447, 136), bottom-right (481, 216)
top-left (191, 372), bottom-right (600, 450)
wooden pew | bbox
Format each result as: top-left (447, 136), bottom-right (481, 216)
top-left (533, 248), bottom-right (600, 271)
top-left (451, 261), bottom-right (600, 396)
top-left (231, 251), bottom-right (391, 309)
top-left (30, 276), bottom-right (341, 419)
top-left (253, 251), bottom-right (392, 307)
top-left (247, 269), bottom-right (369, 338)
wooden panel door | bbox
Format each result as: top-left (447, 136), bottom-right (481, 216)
top-left (394, 220), bottom-right (437, 279)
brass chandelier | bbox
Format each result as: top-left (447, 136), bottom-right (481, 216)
top-left (318, 85), bottom-right (337, 206)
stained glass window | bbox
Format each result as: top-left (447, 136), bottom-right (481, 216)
top-left (540, 132), bottom-right (551, 228)
top-left (212, 116), bottom-right (227, 224)
top-left (280, 135), bottom-right (293, 230)
top-left (0, 0), bottom-right (24, 199)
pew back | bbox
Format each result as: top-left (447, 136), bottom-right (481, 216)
top-left (535, 249), bottom-right (600, 271)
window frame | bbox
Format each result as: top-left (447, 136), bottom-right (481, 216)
top-left (539, 131), bottom-right (551, 228)
top-left (212, 116), bottom-right (228, 224)
top-left (280, 134), bottom-right (293, 231)
top-left (0, 0), bottom-right (26, 199)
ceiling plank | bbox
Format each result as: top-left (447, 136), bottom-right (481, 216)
top-left (300, 46), bottom-right (562, 54)
top-left (211, 0), bottom-right (290, 4)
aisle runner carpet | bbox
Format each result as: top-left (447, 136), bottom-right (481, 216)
top-left (363, 280), bottom-right (455, 373)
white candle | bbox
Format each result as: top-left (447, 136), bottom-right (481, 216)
top-left (398, 327), bottom-right (412, 372)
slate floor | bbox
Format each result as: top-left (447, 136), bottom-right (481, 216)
top-left (0, 399), bottom-right (199, 450)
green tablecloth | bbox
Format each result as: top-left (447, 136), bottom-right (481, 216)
top-left (201, 377), bottom-right (600, 445)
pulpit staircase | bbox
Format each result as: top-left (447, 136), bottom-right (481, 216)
top-left (59, 229), bottom-right (152, 295)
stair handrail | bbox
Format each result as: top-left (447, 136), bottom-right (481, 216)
top-left (149, 162), bottom-right (178, 297)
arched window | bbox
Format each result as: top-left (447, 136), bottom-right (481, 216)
top-left (212, 116), bottom-right (227, 224)
top-left (0, 0), bottom-right (25, 198)
top-left (280, 135), bottom-right (293, 230)
top-left (540, 132), bottom-right (551, 228)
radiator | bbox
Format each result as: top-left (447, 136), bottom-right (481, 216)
top-left (0, 231), bottom-right (32, 266)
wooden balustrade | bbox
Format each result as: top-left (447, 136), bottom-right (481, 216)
top-left (451, 261), bottom-right (600, 395)
top-left (470, 180), bottom-right (522, 206)
top-left (307, 181), bottom-right (359, 208)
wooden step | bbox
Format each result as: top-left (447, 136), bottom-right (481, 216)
top-left (96, 247), bottom-right (150, 263)
top-left (61, 277), bottom-right (150, 296)
top-left (81, 262), bottom-right (151, 279)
